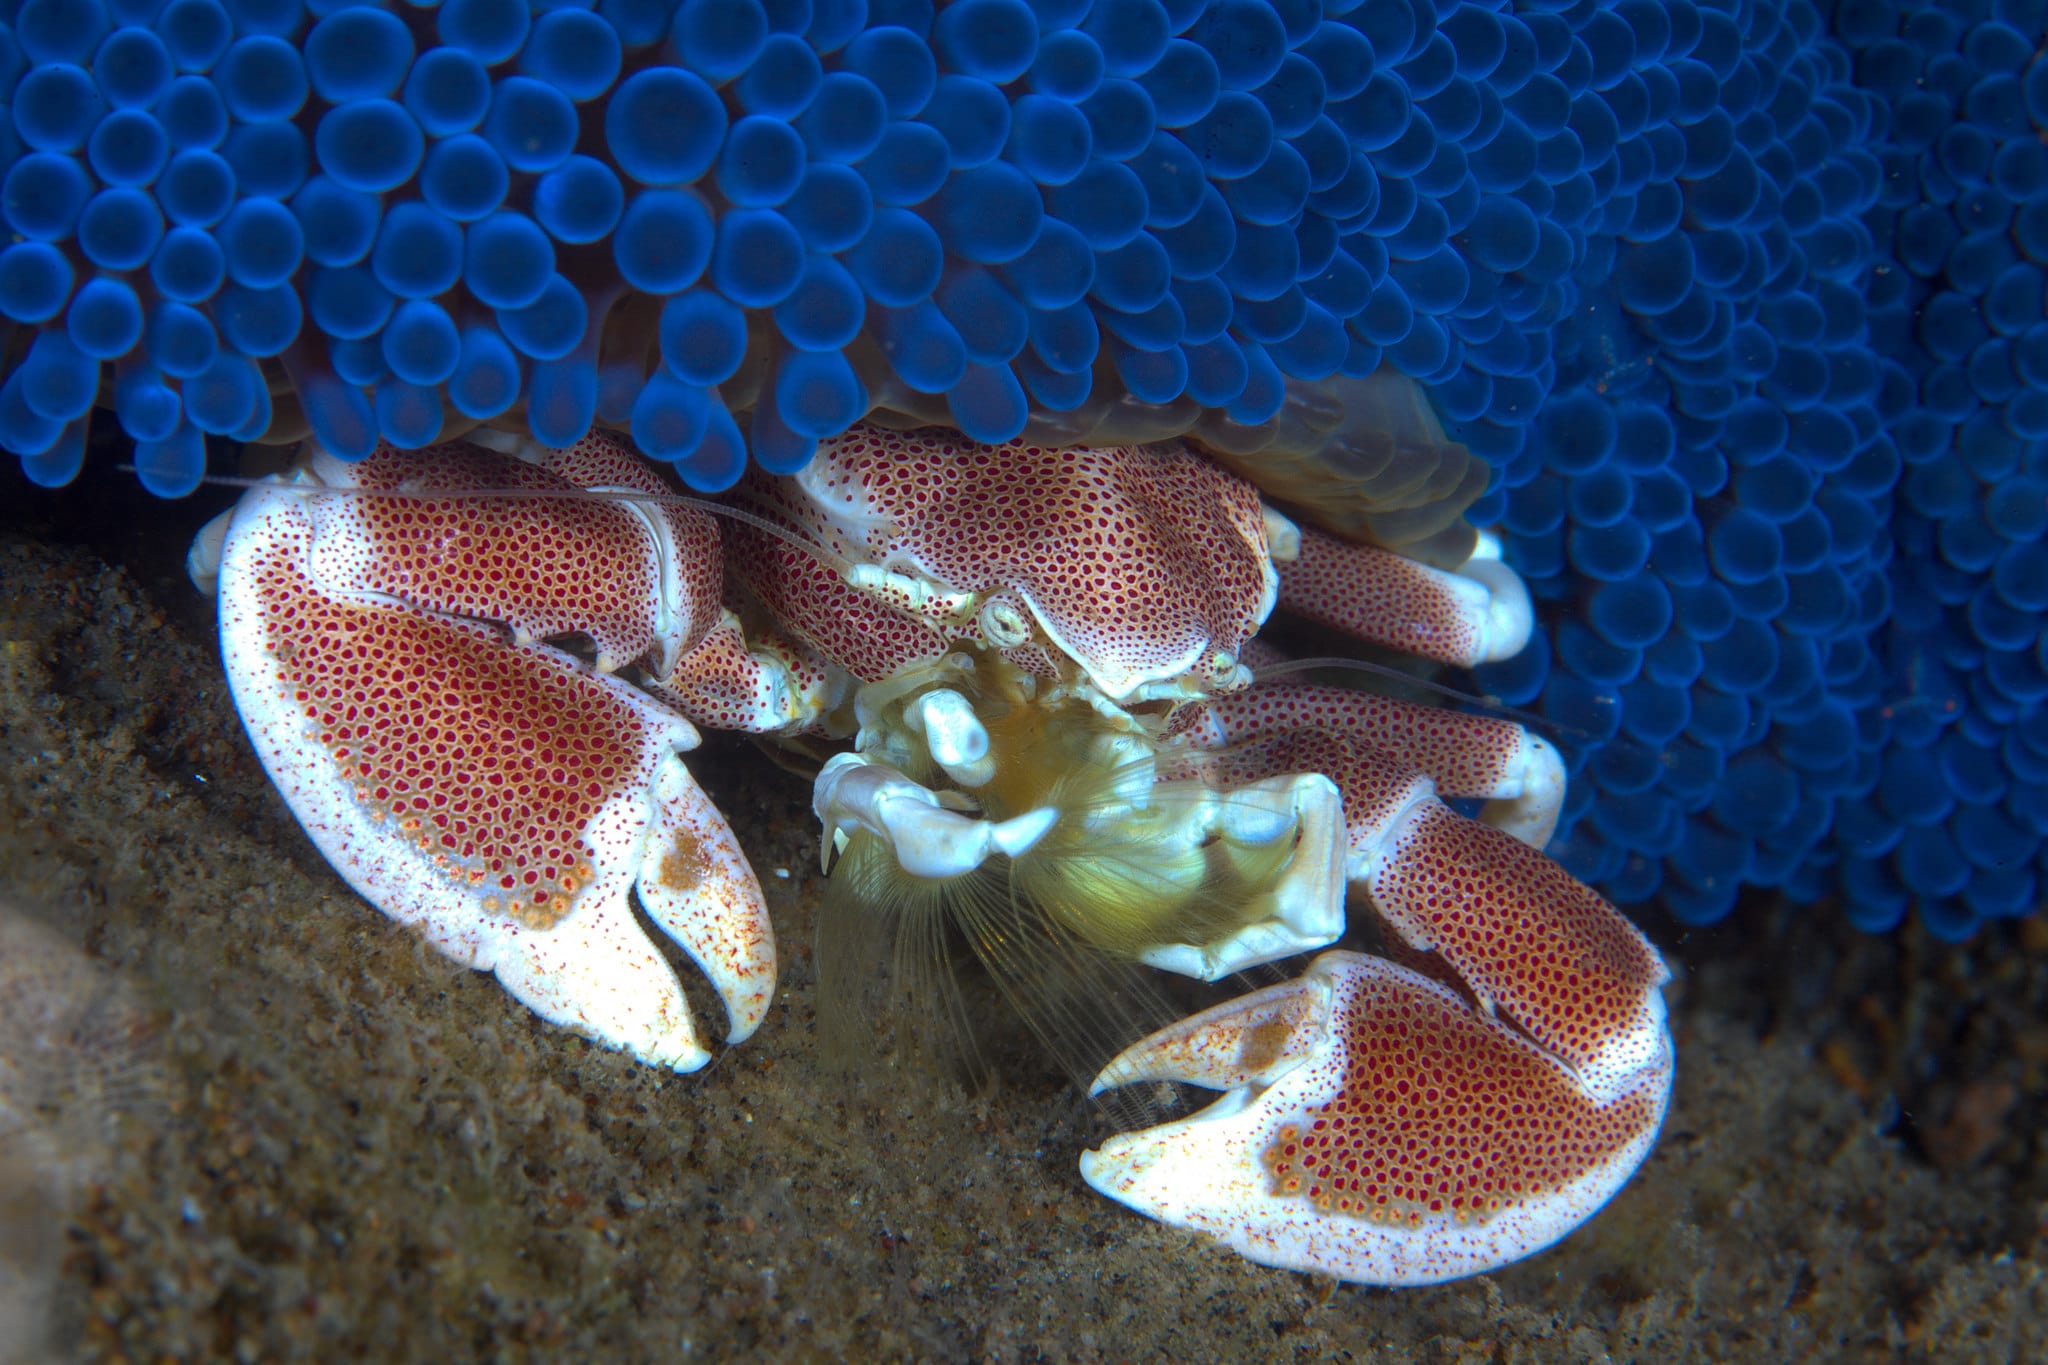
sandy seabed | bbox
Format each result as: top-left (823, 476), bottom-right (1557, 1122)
top-left (1, 459), bottom-right (2045, 1364)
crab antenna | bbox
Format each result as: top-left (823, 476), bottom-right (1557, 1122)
top-left (1248, 654), bottom-right (1585, 741)
top-left (672, 497), bottom-right (862, 580)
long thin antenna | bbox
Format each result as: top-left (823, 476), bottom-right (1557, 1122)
top-left (1248, 654), bottom-right (1591, 740)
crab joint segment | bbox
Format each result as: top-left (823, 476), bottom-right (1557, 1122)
top-left (1082, 951), bottom-right (1672, 1287)
top-left (813, 753), bottom-right (1057, 879)
top-left (1275, 523), bottom-right (1534, 667)
top-left (1478, 729), bottom-right (1567, 849)
top-left (1170, 684), bottom-right (1568, 853)
top-left (1359, 801), bottom-right (1671, 1105)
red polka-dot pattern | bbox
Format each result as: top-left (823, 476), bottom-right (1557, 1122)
top-left (1261, 960), bottom-right (1664, 1228)
top-left (537, 432), bottom-right (726, 658)
top-left (1235, 637), bottom-right (1288, 672)
top-left (1170, 683), bottom-right (1526, 800)
top-left (308, 438), bottom-right (722, 673)
top-left (202, 416), bottom-right (1679, 1283)
top-left (1155, 678), bottom-right (1661, 1097)
top-left (739, 429), bottom-right (1277, 697)
top-left (646, 613), bottom-right (832, 737)
top-left (1276, 524), bottom-right (1486, 667)
top-left (1160, 724), bottom-right (1433, 854)
top-left (723, 471), bottom-right (954, 686)
top-left (1368, 803), bottom-right (1666, 1089)
top-left (241, 518), bottom-right (669, 930)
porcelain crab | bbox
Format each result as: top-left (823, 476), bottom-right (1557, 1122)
top-left (188, 423), bottom-right (1672, 1287)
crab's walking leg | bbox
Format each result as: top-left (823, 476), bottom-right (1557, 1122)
top-left (1272, 521), bottom-right (1532, 668)
top-left (1171, 683), bottom-right (1567, 847)
top-left (200, 454), bottom-right (774, 1070)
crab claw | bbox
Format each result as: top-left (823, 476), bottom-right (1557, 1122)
top-left (1081, 950), bottom-right (1672, 1286)
top-left (195, 441), bottom-right (775, 1071)
top-left (813, 752), bottom-right (1057, 879)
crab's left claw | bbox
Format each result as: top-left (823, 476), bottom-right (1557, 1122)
top-left (1081, 945), bottom-right (1672, 1287)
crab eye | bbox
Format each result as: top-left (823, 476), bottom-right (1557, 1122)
top-left (977, 598), bottom-right (1032, 648)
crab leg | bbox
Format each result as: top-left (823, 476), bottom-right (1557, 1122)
top-left (197, 442), bottom-right (775, 1070)
top-left (1096, 720), bottom-right (1670, 1283)
top-left (1170, 683), bottom-right (1566, 847)
top-left (1272, 521), bottom-right (1533, 668)
top-left (645, 611), bottom-right (836, 738)
top-left (1170, 710), bottom-right (1666, 1079)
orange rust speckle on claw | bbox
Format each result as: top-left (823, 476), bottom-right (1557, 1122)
top-left (656, 829), bottom-right (710, 897)
top-left (1238, 1017), bottom-right (1297, 1077)
top-left (1259, 970), bottom-right (1661, 1227)
top-left (251, 541), bottom-right (645, 933)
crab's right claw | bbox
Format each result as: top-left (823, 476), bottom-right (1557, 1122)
top-left (1079, 951), bottom-right (1673, 1287)
top-left (199, 445), bottom-right (775, 1073)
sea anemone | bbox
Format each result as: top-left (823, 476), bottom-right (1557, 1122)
top-left (2, 0), bottom-right (2042, 937)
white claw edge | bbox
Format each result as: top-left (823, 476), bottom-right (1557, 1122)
top-left (1261, 505), bottom-right (1302, 563)
top-left (1480, 730), bottom-right (1567, 850)
top-left (187, 508), bottom-right (232, 597)
top-left (1458, 531), bottom-right (1534, 664)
